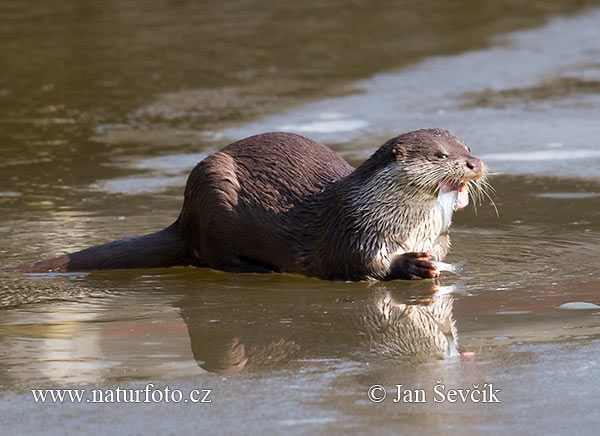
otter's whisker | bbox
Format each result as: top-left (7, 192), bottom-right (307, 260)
top-left (473, 177), bottom-right (498, 217)
top-left (482, 186), bottom-right (499, 217)
top-left (467, 180), bottom-right (479, 215)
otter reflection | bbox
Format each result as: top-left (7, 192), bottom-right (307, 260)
top-left (361, 291), bottom-right (458, 360)
top-left (179, 283), bottom-right (459, 373)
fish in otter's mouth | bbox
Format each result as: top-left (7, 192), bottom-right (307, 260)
top-left (436, 181), bottom-right (473, 233)
top-left (438, 181), bottom-right (469, 210)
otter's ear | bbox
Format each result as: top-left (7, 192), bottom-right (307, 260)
top-left (392, 143), bottom-right (406, 158)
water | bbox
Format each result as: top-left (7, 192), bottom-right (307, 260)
top-left (2, 1), bottom-right (600, 434)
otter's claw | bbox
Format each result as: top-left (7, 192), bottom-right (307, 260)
top-left (387, 252), bottom-right (439, 280)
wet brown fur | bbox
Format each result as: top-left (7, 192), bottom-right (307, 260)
top-left (14, 129), bottom-right (485, 280)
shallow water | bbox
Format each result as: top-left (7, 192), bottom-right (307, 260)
top-left (2, 1), bottom-right (600, 435)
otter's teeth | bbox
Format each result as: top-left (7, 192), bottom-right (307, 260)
top-left (456, 184), bottom-right (469, 210)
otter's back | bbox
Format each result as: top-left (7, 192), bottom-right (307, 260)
top-left (181, 132), bottom-right (353, 271)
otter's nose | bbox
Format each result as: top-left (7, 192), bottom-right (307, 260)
top-left (465, 157), bottom-right (482, 174)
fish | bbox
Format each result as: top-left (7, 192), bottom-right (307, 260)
top-left (430, 259), bottom-right (468, 276)
top-left (437, 183), bottom-right (469, 232)
top-left (437, 190), bottom-right (458, 232)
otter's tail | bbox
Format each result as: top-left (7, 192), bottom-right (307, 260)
top-left (12, 222), bottom-right (192, 273)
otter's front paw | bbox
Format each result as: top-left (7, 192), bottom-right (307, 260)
top-left (388, 252), bottom-right (439, 280)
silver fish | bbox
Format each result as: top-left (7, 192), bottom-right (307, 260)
top-left (438, 190), bottom-right (458, 233)
top-left (430, 259), bottom-right (468, 276)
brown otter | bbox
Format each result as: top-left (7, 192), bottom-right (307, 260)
top-left (14, 128), bottom-right (487, 280)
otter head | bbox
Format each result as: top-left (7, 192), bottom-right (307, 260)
top-left (386, 128), bottom-right (487, 209)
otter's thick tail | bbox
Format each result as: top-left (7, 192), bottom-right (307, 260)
top-left (13, 223), bottom-right (192, 273)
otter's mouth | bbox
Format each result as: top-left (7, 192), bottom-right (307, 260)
top-left (438, 181), bottom-right (469, 210)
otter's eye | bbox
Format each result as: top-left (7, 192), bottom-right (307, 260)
top-left (436, 152), bottom-right (448, 159)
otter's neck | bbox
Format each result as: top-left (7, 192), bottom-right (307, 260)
top-left (340, 164), bottom-right (443, 249)
top-left (300, 161), bottom-right (447, 280)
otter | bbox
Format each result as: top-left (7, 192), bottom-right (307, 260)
top-left (14, 129), bottom-right (487, 280)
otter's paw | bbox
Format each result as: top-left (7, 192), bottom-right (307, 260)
top-left (388, 252), bottom-right (439, 280)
